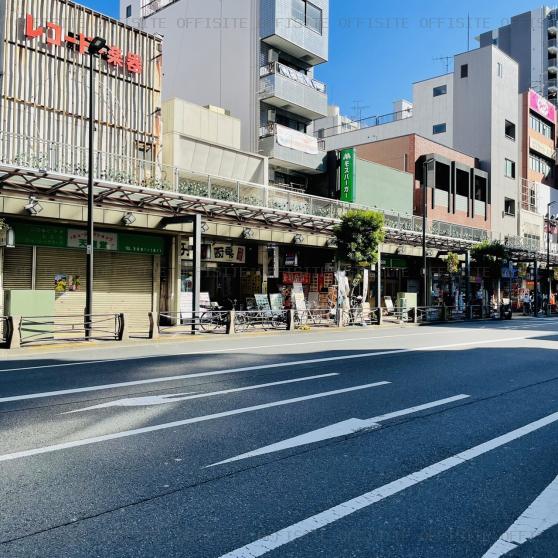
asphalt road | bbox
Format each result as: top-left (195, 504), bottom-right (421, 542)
top-left (1, 318), bottom-right (558, 557)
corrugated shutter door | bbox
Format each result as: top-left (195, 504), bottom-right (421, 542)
top-left (94, 252), bottom-right (154, 333)
top-left (4, 246), bottom-right (33, 289)
top-left (36, 248), bottom-right (153, 333)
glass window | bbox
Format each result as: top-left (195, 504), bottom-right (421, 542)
top-left (126, 5), bottom-right (132, 18)
top-left (433, 85), bottom-right (447, 97)
top-left (529, 112), bottom-right (553, 138)
top-left (504, 198), bottom-right (516, 216)
top-left (461, 64), bottom-right (469, 78)
top-left (505, 120), bottom-right (516, 140)
top-left (497, 62), bottom-right (503, 77)
top-left (505, 159), bottom-right (516, 179)
top-left (306, 2), bottom-right (323, 34)
top-left (292, 0), bottom-right (305, 24)
top-left (433, 123), bottom-right (447, 135)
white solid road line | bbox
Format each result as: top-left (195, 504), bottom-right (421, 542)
top-left (208, 394), bottom-right (471, 467)
top-left (481, 475), bottom-right (558, 557)
top-left (0, 334), bottom-right (535, 405)
top-left (0, 381), bottom-right (390, 463)
top-left (217, 410), bottom-right (558, 558)
top-left (63, 373), bottom-right (339, 414)
top-left (0, 330), bottom-right (447, 374)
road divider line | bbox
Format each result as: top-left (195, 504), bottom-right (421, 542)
top-left (207, 394), bottom-right (470, 467)
top-left (62, 373), bottom-right (340, 414)
top-left (0, 330), bottom-right (448, 374)
top-left (217, 410), bottom-right (558, 558)
top-left (0, 382), bottom-right (390, 463)
top-left (0, 335), bottom-right (536, 405)
top-left (481, 474), bottom-right (558, 557)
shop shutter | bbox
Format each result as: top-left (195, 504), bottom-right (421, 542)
top-left (3, 246), bottom-right (33, 290)
top-left (35, 248), bottom-right (154, 334)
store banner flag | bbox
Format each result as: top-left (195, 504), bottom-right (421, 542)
top-left (340, 148), bottom-right (356, 203)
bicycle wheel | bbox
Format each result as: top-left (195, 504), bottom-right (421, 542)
top-left (234, 313), bottom-right (249, 333)
top-left (200, 311), bottom-right (220, 332)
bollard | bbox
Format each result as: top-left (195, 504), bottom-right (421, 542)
top-left (286, 309), bottom-right (295, 331)
top-left (226, 310), bottom-right (236, 335)
top-left (148, 312), bottom-right (160, 340)
top-left (413, 307), bottom-right (418, 324)
top-left (118, 313), bottom-right (129, 342)
top-left (6, 316), bottom-right (21, 349)
top-left (441, 306), bottom-right (447, 322)
top-left (377, 307), bottom-right (383, 326)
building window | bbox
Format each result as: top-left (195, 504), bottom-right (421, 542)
top-left (505, 120), bottom-right (516, 140)
top-left (461, 64), bottom-right (469, 78)
top-left (497, 62), bottom-right (503, 77)
top-left (126, 4), bottom-right (132, 18)
top-left (505, 159), bottom-right (516, 179)
top-left (433, 123), bottom-right (447, 135)
top-left (504, 198), bottom-right (516, 216)
top-left (433, 85), bottom-right (447, 97)
top-left (529, 153), bottom-right (554, 177)
top-left (529, 112), bottom-right (554, 139)
top-left (292, 0), bottom-right (323, 34)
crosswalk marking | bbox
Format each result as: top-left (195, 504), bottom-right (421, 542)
top-left (207, 394), bottom-right (470, 467)
top-left (217, 410), bottom-right (558, 558)
top-left (63, 374), bottom-right (340, 414)
top-left (482, 475), bottom-right (558, 557)
top-left (0, 382), bottom-right (390, 463)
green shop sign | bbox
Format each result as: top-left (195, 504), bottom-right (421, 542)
top-left (12, 223), bottom-right (164, 256)
top-left (340, 148), bottom-right (356, 203)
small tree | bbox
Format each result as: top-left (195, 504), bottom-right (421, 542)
top-left (471, 240), bottom-right (510, 302)
top-left (333, 209), bottom-right (385, 268)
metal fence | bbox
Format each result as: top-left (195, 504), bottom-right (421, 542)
top-left (18, 314), bottom-right (124, 345)
top-left (157, 311), bottom-right (229, 335)
top-left (235, 310), bottom-right (289, 332)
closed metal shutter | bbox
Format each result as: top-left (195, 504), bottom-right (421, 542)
top-left (4, 246), bottom-right (33, 290)
top-left (36, 248), bottom-right (154, 333)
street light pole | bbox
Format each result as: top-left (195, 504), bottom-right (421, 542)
top-left (85, 37), bottom-right (107, 339)
top-left (422, 158), bottom-right (435, 306)
top-left (546, 201), bottom-right (557, 317)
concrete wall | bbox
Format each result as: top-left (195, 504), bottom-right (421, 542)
top-left (121, 0), bottom-right (260, 152)
top-left (354, 158), bottom-right (413, 216)
top-left (162, 99), bottom-right (268, 184)
top-left (453, 46), bottom-right (520, 238)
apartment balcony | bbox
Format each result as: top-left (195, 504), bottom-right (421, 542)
top-left (259, 123), bottom-right (326, 173)
top-left (549, 79), bottom-right (558, 93)
top-left (549, 38), bottom-right (558, 54)
top-left (260, 63), bottom-right (328, 120)
top-left (549, 58), bottom-right (558, 73)
top-left (260, 3), bottom-right (328, 65)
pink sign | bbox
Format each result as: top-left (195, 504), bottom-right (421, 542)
top-left (529, 90), bottom-right (556, 123)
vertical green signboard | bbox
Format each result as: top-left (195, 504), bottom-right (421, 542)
top-left (340, 148), bottom-right (356, 203)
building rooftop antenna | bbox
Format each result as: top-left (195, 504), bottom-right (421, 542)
top-left (351, 100), bottom-right (370, 123)
top-left (433, 56), bottom-right (453, 74)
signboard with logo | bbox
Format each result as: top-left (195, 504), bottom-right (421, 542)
top-left (340, 148), bottom-right (356, 203)
top-left (181, 242), bottom-right (246, 264)
top-left (24, 14), bottom-right (143, 75)
top-left (529, 89), bottom-right (557, 123)
top-left (529, 137), bottom-right (555, 159)
top-left (13, 224), bottom-right (164, 255)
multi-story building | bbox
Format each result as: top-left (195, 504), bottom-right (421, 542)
top-left (478, 7), bottom-right (558, 103)
top-left (121, 0), bottom-right (329, 191)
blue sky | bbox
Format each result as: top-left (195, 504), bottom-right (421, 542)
top-left (83, 0), bottom-right (541, 119)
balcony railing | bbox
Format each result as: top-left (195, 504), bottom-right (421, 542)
top-left (314, 107), bottom-right (414, 140)
top-left (141, 0), bottom-right (178, 17)
top-left (0, 132), bottom-right (494, 245)
top-left (260, 62), bottom-right (326, 94)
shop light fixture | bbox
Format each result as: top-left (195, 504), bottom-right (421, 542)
top-left (293, 234), bottom-right (304, 245)
top-left (201, 223), bottom-right (210, 233)
top-left (241, 227), bottom-right (254, 239)
top-left (88, 37), bottom-right (108, 56)
top-left (24, 196), bottom-right (43, 216)
top-left (122, 212), bottom-right (136, 226)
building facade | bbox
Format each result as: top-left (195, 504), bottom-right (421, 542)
top-left (121, 0), bottom-right (329, 191)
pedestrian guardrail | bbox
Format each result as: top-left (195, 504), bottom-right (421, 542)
top-left (235, 310), bottom-right (289, 332)
top-left (155, 311), bottom-right (230, 335)
top-left (295, 308), bottom-right (336, 328)
top-left (11, 313), bottom-right (127, 347)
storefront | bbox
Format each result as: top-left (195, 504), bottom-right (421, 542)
top-left (2, 222), bottom-right (166, 332)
